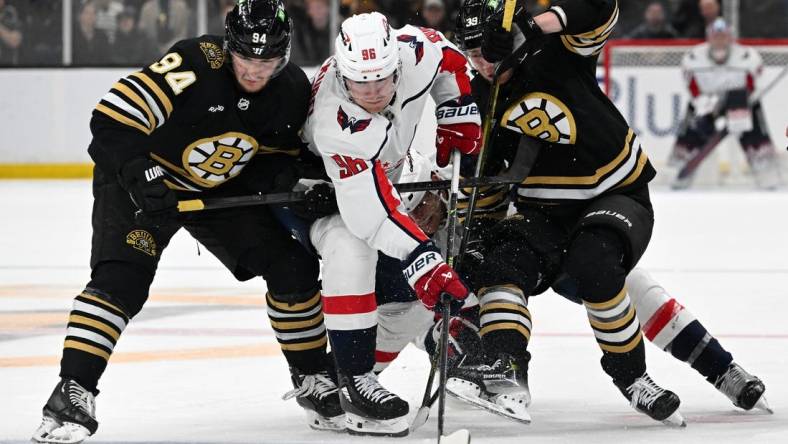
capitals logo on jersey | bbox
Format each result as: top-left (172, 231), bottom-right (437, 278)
top-left (337, 106), bottom-right (372, 134)
top-left (397, 34), bottom-right (424, 64)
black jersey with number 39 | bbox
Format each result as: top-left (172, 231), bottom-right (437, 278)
top-left (88, 35), bottom-right (310, 193)
top-left (473, 0), bottom-right (655, 204)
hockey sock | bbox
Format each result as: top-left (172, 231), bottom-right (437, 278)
top-left (585, 286), bottom-right (646, 385)
top-left (628, 269), bottom-right (733, 383)
top-left (478, 285), bottom-right (532, 367)
top-left (266, 290), bottom-right (328, 374)
top-left (60, 290), bottom-right (130, 393)
top-left (322, 292), bottom-right (377, 376)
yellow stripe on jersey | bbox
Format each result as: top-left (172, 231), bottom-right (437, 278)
top-left (279, 335), bottom-right (327, 352)
top-left (615, 150), bottom-right (649, 189)
top-left (112, 82), bottom-right (156, 130)
top-left (69, 315), bottom-right (121, 341)
top-left (130, 72), bottom-right (173, 117)
top-left (560, 1), bottom-right (619, 56)
top-left (523, 129), bottom-right (634, 186)
top-left (95, 104), bottom-right (152, 135)
top-left (150, 153), bottom-right (192, 179)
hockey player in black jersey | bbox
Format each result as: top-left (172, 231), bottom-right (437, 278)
top-left (450, 0), bottom-right (686, 425)
top-left (448, 0), bottom-right (771, 422)
top-left (31, 2), bottom-right (342, 443)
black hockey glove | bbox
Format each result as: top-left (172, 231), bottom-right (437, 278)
top-left (290, 183), bottom-right (338, 221)
top-left (482, 6), bottom-right (543, 64)
top-left (118, 157), bottom-right (179, 227)
top-left (243, 155), bottom-right (329, 194)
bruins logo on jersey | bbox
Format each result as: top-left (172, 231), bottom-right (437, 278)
top-left (182, 132), bottom-right (259, 187)
top-left (126, 230), bottom-right (157, 256)
top-left (199, 42), bottom-right (225, 69)
top-left (501, 92), bottom-right (577, 145)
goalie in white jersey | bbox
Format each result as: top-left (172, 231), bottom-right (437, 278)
top-left (671, 18), bottom-right (780, 189)
top-left (301, 12), bottom-right (481, 437)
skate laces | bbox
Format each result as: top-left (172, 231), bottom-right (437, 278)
top-left (627, 375), bottom-right (665, 410)
top-left (716, 364), bottom-right (751, 400)
top-left (353, 373), bottom-right (397, 403)
top-left (64, 380), bottom-right (95, 416)
top-left (282, 372), bottom-right (338, 401)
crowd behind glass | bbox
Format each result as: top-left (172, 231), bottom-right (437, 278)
top-left (0, 0), bottom-right (785, 67)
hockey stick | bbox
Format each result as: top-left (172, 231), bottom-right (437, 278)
top-left (673, 65), bottom-right (788, 186)
top-left (438, 150), bottom-right (471, 443)
top-left (177, 159), bottom-right (532, 214)
top-left (456, 0), bottom-right (517, 271)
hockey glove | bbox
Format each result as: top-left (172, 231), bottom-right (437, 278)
top-left (482, 5), bottom-right (543, 64)
top-left (435, 97), bottom-right (481, 167)
top-left (404, 242), bottom-right (469, 313)
top-left (118, 157), bottom-right (178, 227)
top-left (290, 183), bottom-right (338, 221)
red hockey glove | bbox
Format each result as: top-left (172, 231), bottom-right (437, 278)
top-left (404, 242), bottom-right (469, 311)
top-left (436, 123), bottom-right (481, 167)
top-left (435, 97), bottom-right (481, 167)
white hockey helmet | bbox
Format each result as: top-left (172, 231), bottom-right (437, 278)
top-left (334, 12), bottom-right (401, 82)
top-left (400, 150), bottom-right (437, 213)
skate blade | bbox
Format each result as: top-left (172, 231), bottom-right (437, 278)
top-left (440, 429), bottom-right (471, 444)
top-left (447, 385), bottom-right (531, 424)
top-left (305, 410), bottom-right (346, 432)
top-left (754, 395), bottom-right (774, 414)
top-left (345, 412), bottom-right (409, 437)
top-left (661, 410), bottom-right (687, 428)
top-left (409, 406), bottom-right (430, 432)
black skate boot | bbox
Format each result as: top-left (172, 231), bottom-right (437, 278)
top-left (617, 373), bottom-right (685, 427)
top-left (446, 353), bottom-right (531, 423)
top-left (338, 371), bottom-right (409, 437)
top-left (714, 362), bottom-right (773, 413)
top-left (282, 368), bottom-right (345, 431)
top-left (31, 379), bottom-right (98, 444)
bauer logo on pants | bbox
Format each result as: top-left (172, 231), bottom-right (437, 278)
top-left (126, 230), bottom-right (158, 257)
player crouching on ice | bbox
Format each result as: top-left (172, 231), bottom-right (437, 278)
top-left (298, 11), bottom-right (482, 437)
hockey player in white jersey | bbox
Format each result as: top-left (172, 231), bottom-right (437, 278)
top-left (671, 18), bottom-right (781, 189)
top-left (301, 12), bottom-right (481, 437)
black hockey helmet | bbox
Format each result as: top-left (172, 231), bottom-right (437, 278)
top-left (225, 0), bottom-right (292, 62)
top-left (455, 0), bottom-right (503, 51)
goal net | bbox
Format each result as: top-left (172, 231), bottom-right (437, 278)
top-left (601, 39), bottom-right (788, 188)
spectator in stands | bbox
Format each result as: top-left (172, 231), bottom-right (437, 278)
top-left (414, 0), bottom-right (453, 40)
top-left (94, 0), bottom-right (124, 43)
top-left (73, 0), bottom-right (111, 65)
top-left (0, 0), bottom-right (22, 65)
top-left (19, 0), bottom-right (62, 65)
top-left (627, 1), bottom-right (679, 39)
top-left (291, 0), bottom-right (331, 66)
top-left (138, 0), bottom-right (191, 53)
top-left (208, 0), bottom-right (236, 35)
top-left (112, 5), bottom-right (157, 65)
top-left (673, 0), bottom-right (720, 38)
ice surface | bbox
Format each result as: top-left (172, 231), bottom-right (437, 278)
top-left (1, 180), bottom-right (786, 443)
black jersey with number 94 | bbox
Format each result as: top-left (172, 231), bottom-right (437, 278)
top-left (88, 35), bottom-right (310, 194)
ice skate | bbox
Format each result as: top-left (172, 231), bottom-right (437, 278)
top-left (31, 379), bottom-right (97, 444)
top-left (714, 362), bottom-right (773, 413)
top-left (338, 371), bottom-right (409, 437)
top-left (617, 373), bottom-right (685, 427)
top-left (446, 353), bottom-right (531, 424)
top-left (282, 369), bottom-right (345, 431)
